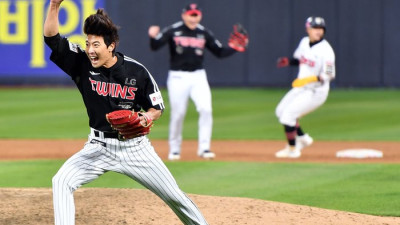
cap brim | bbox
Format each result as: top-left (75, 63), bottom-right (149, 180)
top-left (185, 9), bottom-right (202, 16)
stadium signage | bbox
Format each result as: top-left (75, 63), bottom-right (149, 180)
top-left (0, 0), bottom-right (104, 76)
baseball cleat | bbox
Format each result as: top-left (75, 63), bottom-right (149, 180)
top-left (168, 153), bottom-right (181, 161)
top-left (296, 133), bottom-right (313, 151)
top-left (199, 150), bottom-right (215, 159)
top-left (275, 145), bottom-right (301, 158)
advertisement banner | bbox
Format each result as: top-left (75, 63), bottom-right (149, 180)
top-left (0, 0), bottom-right (104, 77)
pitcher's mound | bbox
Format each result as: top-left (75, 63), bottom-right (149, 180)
top-left (1, 188), bottom-right (399, 225)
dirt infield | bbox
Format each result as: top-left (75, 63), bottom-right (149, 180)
top-left (1, 139), bottom-right (399, 162)
top-left (1, 139), bottom-right (400, 224)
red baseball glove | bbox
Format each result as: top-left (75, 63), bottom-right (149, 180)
top-left (228, 23), bottom-right (249, 52)
top-left (106, 110), bottom-right (153, 139)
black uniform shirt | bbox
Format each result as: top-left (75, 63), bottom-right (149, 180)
top-left (150, 21), bottom-right (236, 71)
top-left (45, 34), bottom-right (164, 132)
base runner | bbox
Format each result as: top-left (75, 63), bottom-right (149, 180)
top-left (275, 16), bottom-right (336, 158)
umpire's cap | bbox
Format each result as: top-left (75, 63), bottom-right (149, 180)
top-left (182, 3), bottom-right (202, 16)
top-left (305, 16), bottom-right (326, 30)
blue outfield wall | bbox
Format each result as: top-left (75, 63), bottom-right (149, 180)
top-left (0, 0), bottom-right (104, 86)
top-left (1, 0), bottom-right (399, 87)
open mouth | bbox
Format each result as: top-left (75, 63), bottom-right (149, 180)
top-left (89, 56), bottom-right (99, 64)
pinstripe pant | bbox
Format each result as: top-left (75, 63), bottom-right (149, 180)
top-left (52, 129), bottom-right (208, 225)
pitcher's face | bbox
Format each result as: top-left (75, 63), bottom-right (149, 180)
top-left (86, 34), bottom-right (115, 68)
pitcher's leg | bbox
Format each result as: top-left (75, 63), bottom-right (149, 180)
top-left (52, 143), bottom-right (107, 225)
top-left (120, 139), bottom-right (208, 225)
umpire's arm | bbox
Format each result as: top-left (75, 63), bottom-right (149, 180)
top-left (44, 0), bottom-right (63, 37)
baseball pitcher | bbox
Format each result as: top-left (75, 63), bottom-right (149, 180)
top-left (44, 0), bottom-right (208, 224)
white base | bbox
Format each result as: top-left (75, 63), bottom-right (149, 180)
top-left (336, 149), bottom-right (383, 159)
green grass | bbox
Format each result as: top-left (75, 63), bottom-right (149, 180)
top-left (0, 88), bottom-right (87, 138)
top-left (1, 160), bottom-right (399, 216)
top-left (1, 87), bottom-right (400, 217)
top-left (0, 87), bottom-right (399, 140)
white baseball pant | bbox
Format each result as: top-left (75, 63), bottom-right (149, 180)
top-left (167, 69), bottom-right (212, 156)
top-left (276, 87), bottom-right (328, 126)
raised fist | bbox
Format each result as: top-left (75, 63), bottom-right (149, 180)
top-left (148, 26), bottom-right (160, 38)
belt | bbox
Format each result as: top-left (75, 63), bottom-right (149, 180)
top-left (91, 128), bottom-right (121, 139)
top-left (94, 130), bottom-right (119, 139)
top-left (170, 68), bottom-right (204, 72)
top-left (91, 128), bottom-right (144, 141)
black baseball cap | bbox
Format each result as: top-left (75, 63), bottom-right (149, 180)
top-left (182, 3), bottom-right (202, 16)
